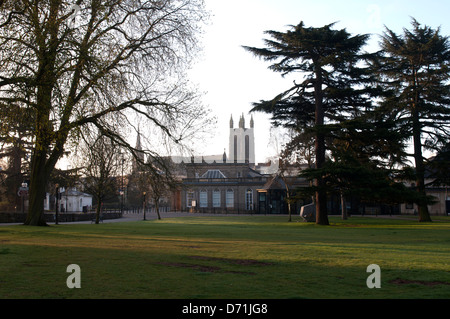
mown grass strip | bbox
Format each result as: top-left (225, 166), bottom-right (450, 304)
top-left (0, 216), bottom-right (449, 299)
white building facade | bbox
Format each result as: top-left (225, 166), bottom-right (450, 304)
top-left (228, 114), bottom-right (255, 164)
top-left (59, 188), bottom-right (93, 212)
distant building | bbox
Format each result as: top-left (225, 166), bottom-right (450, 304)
top-left (400, 146), bottom-right (450, 216)
top-left (180, 114), bottom-right (258, 213)
top-left (59, 187), bottom-right (93, 213)
top-left (181, 159), bottom-right (266, 214)
top-left (400, 184), bottom-right (449, 216)
top-left (176, 114), bottom-right (308, 214)
top-left (130, 113), bottom-right (450, 217)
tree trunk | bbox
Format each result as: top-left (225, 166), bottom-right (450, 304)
top-left (155, 198), bottom-right (161, 220)
top-left (95, 203), bottom-right (101, 224)
top-left (95, 195), bottom-right (102, 224)
top-left (412, 116), bottom-right (432, 222)
top-left (287, 195), bottom-right (292, 223)
top-left (314, 66), bottom-right (329, 225)
top-left (24, 99), bottom-right (54, 226)
top-left (24, 42), bottom-right (58, 226)
top-left (283, 175), bottom-right (292, 222)
top-left (341, 193), bottom-right (348, 220)
top-left (24, 150), bottom-right (49, 226)
top-left (315, 185), bottom-right (328, 225)
top-left (412, 97), bottom-right (432, 222)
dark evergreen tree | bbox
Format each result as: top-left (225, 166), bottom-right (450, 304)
top-left (426, 143), bottom-right (450, 187)
top-left (243, 22), bottom-right (380, 225)
top-left (375, 18), bottom-right (450, 222)
top-left (298, 106), bottom-right (416, 219)
top-left (0, 104), bottom-right (34, 210)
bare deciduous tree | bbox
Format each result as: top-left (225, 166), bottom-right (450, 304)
top-left (75, 128), bottom-right (123, 224)
top-left (130, 155), bottom-right (179, 220)
top-left (0, 0), bottom-right (211, 225)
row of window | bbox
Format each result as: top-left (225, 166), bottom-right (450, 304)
top-left (187, 189), bottom-right (254, 210)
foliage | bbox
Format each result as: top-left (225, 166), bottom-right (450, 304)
top-left (373, 18), bottom-right (450, 222)
top-left (427, 143), bottom-right (450, 186)
top-left (243, 22), bottom-right (400, 224)
top-left (245, 19), bottom-right (450, 223)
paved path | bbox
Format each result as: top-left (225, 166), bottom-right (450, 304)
top-left (0, 211), bottom-right (265, 226)
top-left (87, 211), bottom-right (273, 224)
top-left (1, 212), bottom-right (447, 226)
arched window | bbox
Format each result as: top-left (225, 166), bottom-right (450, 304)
top-left (200, 190), bottom-right (208, 208)
top-left (246, 189), bottom-right (253, 210)
top-left (213, 189), bottom-right (221, 208)
top-left (226, 189), bottom-right (234, 208)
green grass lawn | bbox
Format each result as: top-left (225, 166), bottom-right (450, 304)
top-left (0, 215), bottom-right (449, 299)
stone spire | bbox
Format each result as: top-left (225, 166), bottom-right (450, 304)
top-left (136, 129), bottom-right (142, 153)
top-left (239, 113), bottom-right (245, 128)
top-left (133, 127), bottom-right (145, 172)
top-left (230, 114), bottom-right (234, 128)
top-left (250, 115), bottom-right (254, 128)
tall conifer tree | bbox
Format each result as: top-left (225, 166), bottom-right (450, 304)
top-left (375, 19), bottom-right (450, 222)
top-left (244, 22), bottom-right (376, 225)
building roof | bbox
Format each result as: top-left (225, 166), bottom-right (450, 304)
top-left (260, 175), bottom-right (287, 190)
top-left (60, 188), bottom-right (92, 197)
top-left (201, 170), bottom-right (227, 179)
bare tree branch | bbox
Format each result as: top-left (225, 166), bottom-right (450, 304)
top-left (0, 0), bottom-right (212, 225)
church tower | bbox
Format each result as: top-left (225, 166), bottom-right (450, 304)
top-left (229, 113), bottom-right (255, 164)
top-left (132, 128), bottom-right (145, 172)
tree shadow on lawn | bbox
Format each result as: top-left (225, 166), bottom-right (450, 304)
top-left (155, 255), bottom-right (274, 276)
top-left (152, 255), bottom-right (450, 298)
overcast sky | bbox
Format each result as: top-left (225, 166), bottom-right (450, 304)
top-left (188, 0), bottom-right (450, 163)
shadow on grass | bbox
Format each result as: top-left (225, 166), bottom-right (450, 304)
top-left (1, 216), bottom-right (450, 298)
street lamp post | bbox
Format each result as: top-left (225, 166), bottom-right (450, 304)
top-left (143, 191), bottom-right (146, 220)
top-left (20, 182), bottom-right (28, 214)
top-left (55, 184), bottom-right (59, 225)
top-left (121, 154), bottom-right (124, 215)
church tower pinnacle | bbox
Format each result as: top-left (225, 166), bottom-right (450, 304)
top-left (229, 113), bottom-right (255, 164)
top-left (133, 127), bottom-right (145, 171)
top-left (239, 113), bottom-right (245, 128)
